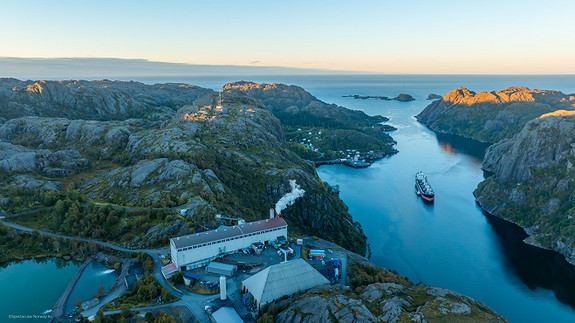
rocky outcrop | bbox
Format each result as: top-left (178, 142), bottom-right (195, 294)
top-left (0, 141), bottom-right (88, 175)
top-left (270, 242), bottom-right (506, 323)
top-left (416, 87), bottom-right (575, 143)
top-left (482, 114), bottom-right (575, 182)
top-left (427, 93), bottom-right (442, 100)
top-left (393, 93), bottom-right (415, 101)
top-left (475, 113), bottom-right (575, 264)
top-left (275, 282), bottom-right (505, 323)
top-left (0, 79), bottom-right (212, 120)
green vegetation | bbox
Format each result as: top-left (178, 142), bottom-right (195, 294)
top-left (475, 159), bottom-right (575, 250)
top-left (185, 280), bottom-right (219, 295)
top-left (284, 125), bottom-right (396, 162)
top-left (9, 199), bottom-right (177, 247)
top-left (103, 254), bottom-right (176, 311)
top-left (0, 222), bottom-right (115, 265)
top-left (347, 261), bottom-right (411, 291)
top-left (169, 272), bottom-right (184, 285)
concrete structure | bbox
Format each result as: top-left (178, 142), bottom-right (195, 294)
top-left (212, 307), bottom-right (243, 323)
top-left (80, 298), bottom-right (99, 310)
top-left (124, 274), bottom-right (138, 290)
top-left (220, 275), bottom-right (227, 300)
top-left (206, 262), bottom-right (237, 277)
top-left (241, 258), bottom-right (329, 310)
top-left (170, 217), bottom-right (288, 270)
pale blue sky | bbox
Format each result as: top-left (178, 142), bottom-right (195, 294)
top-left (1, 0), bottom-right (574, 73)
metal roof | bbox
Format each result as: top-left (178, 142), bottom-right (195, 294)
top-left (212, 307), bottom-right (243, 323)
top-left (171, 217), bottom-right (287, 249)
top-left (206, 262), bottom-right (237, 272)
top-left (241, 258), bottom-right (329, 305)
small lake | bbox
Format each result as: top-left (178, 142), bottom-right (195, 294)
top-left (0, 258), bottom-right (78, 321)
top-left (0, 258), bottom-right (119, 321)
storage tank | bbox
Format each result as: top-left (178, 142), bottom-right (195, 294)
top-left (220, 275), bottom-right (227, 300)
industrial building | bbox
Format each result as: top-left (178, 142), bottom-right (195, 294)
top-left (241, 259), bottom-right (330, 310)
top-left (206, 262), bottom-right (237, 277)
top-left (170, 216), bottom-right (288, 270)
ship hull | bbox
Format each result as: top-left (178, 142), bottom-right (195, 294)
top-left (415, 172), bottom-right (435, 204)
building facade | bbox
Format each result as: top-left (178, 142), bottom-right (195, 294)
top-left (170, 217), bottom-right (288, 270)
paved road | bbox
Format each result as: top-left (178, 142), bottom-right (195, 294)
top-left (0, 220), bottom-right (167, 254)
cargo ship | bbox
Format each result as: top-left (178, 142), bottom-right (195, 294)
top-left (415, 171), bottom-right (435, 203)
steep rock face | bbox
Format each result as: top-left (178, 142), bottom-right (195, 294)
top-left (475, 113), bottom-right (575, 264)
top-left (0, 79), bottom-right (212, 120)
top-left (416, 87), bottom-right (575, 143)
top-left (483, 113), bottom-right (575, 182)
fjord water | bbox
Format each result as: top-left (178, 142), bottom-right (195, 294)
top-left (177, 74), bottom-right (575, 322)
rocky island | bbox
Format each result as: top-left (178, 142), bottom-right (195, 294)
top-left (343, 93), bottom-right (415, 101)
top-left (417, 86), bottom-right (575, 266)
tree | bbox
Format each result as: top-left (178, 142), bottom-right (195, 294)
top-left (74, 297), bottom-right (83, 307)
top-left (121, 308), bottom-right (131, 319)
top-left (96, 285), bottom-right (106, 298)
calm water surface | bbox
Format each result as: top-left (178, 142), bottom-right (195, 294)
top-left (0, 258), bottom-right (119, 321)
top-left (0, 258), bottom-right (79, 321)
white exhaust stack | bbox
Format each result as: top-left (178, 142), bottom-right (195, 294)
top-left (220, 275), bottom-right (227, 300)
top-left (269, 208), bottom-right (275, 219)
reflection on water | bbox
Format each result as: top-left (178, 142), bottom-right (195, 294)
top-left (484, 210), bottom-right (575, 310)
top-left (435, 132), bottom-right (492, 161)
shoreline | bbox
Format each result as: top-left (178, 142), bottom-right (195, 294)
top-left (474, 195), bottom-right (575, 267)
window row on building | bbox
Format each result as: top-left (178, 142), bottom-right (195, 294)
top-left (176, 226), bottom-right (286, 252)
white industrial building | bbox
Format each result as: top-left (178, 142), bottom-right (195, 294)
top-left (241, 258), bottom-right (330, 310)
top-left (170, 216), bottom-right (288, 270)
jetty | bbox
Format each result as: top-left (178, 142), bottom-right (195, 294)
top-left (51, 258), bottom-right (93, 321)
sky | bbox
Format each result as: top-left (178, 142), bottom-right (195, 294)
top-left (1, 0), bottom-right (574, 74)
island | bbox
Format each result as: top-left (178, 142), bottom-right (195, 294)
top-left (343, 93), bottom-right (415, 101)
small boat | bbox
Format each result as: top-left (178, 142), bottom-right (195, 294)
top-left (415, 171), bottom-right (435, 203)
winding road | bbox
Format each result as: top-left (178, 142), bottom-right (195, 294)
top-left (1, 218), bottom-right (219, 322)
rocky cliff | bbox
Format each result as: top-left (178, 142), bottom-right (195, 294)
top-left (475, 112), bottom-right (575, 264)
top-left (416, 87), bottom-right (575, 143)
top-left (0, 79), bottom-right (368, 254)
